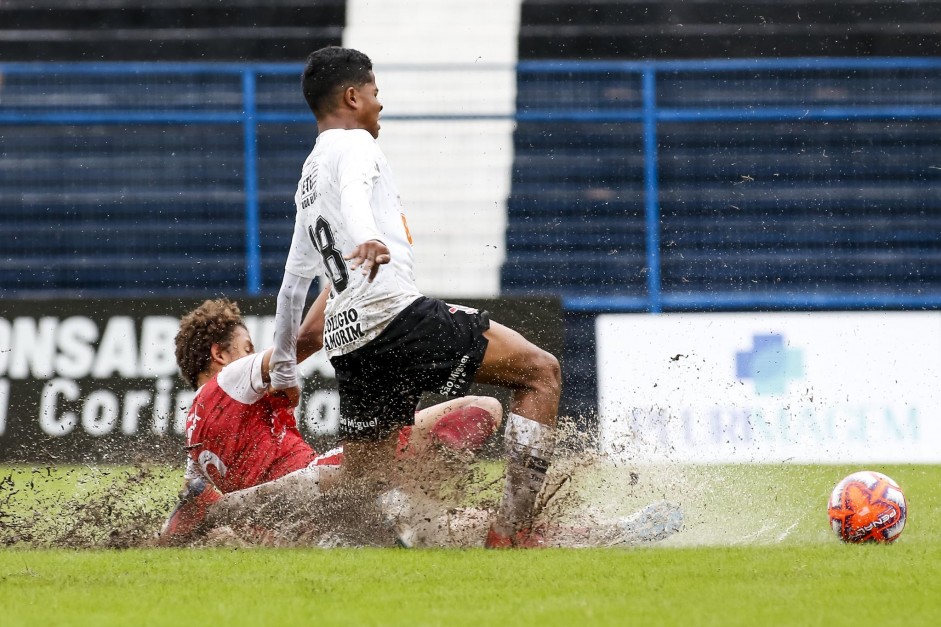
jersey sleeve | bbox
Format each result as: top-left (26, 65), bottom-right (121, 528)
top-left (285, 195), bottom-right (326, 280)
top-left (216, 352), bottom-right (267, 405)
top-left (337, 132), bottom-right (385, 246)
top-left (269, 270), bottom-right (314, 390)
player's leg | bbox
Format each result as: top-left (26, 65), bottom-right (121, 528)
top-left (473, 321), bottom-right (561, 547)
top-left (331, 361), bottom-right (422, 546)
top-left (157, 475), bottom-right (222, 545)
top-left (332, 298), bottom-right (497, 546)
top-left (401, 395), bottom-right (503, 456)
top-left (331, 366), bottom-right (414, 487)
top-left (341, 434), bottom-right (418, 546)
top-left (204, 463), bottom-right (343, 529)
top-left (338, 435), bottom-right (400, 482)
top-left (476, 322), bottom-right (560, 424)
top-left (157, 463), bottom-right (343, 544)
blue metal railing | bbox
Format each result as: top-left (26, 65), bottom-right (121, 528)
top-left (514, 57), bottom-right (941, 312)
top-left (0, 62), bottom-right (309, 296)
top-left (3, 58), bottom-right (941, 309)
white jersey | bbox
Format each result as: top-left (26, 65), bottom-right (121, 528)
top-left (284, 128), bottom-right (422, 357)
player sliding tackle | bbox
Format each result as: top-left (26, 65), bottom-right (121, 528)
top-left (161, 47), bottom-right (683, 547)
top-left (159, 294), bottom-right (503, 544)
top-left (159, 297), bottom-right (683, 547)
top-left (269, 46), bottom-right (562, 547)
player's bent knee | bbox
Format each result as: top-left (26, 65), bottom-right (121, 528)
top-left (467, 396), bottom-right (504, 424)
top-left (531, 349), bottom-right (562, 398)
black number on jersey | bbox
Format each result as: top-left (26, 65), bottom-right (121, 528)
top-left (308, 217), bottom-right (349, 292)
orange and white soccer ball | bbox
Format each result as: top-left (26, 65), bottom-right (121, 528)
top-left (828, 471), bottom-right (907, 543)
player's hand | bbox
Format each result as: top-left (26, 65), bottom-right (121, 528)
top-left (268, 385), bottom-right (301, 408)
top-left (345, 239), bottom-right (391, 282)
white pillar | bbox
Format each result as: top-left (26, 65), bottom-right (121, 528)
top-left (344, 0), bottom-right (522, 297)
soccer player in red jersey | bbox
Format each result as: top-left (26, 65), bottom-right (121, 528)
top-left (158, 290), bottom-right (501, 544)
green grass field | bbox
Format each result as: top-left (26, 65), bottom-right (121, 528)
top-left (1, 463), bottom-right (939, 626)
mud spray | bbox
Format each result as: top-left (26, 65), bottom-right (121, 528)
top-left (0, 421), bottom-right (823, 548)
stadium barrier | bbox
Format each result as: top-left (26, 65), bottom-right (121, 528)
top-left (3, 58), bottom-right (941, 310)
top-left (0, 297), bottom-right (561, 463)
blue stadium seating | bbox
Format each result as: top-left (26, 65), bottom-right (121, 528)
top-left (0, 64), bottom-right (323, 294)
top-left (3, 0), bottom-right (941, 305)
top-left (502, 67), bottom-right (941, 300)
top-left (518, 1), bottom-right (941, 59)
top-left (0, 0), bottom-right (344, 61)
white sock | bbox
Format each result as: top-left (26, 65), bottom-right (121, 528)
top-left (495, 413), bottom-right (556, 534)
top-left (207, 465), bottom-right (330, 526)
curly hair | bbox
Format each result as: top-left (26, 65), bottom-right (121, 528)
top-left (175, 299), bottom-right (246, 390)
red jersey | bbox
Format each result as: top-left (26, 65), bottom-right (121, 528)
top-left (184, 353), bottom-right (317, 493)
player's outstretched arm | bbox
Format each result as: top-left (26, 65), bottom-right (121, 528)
top-left (265, 283), bottom-right (329, 404)
top-left (270, 270), bottom-right (314, 406)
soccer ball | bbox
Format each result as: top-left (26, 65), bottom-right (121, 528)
top-left (827, 471), bottom-right (907, 543)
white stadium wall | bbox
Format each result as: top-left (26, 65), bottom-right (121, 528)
top-left (596, 312), bottom-right (941, 464)
top-left (344, 0), bottom-right (521, 297)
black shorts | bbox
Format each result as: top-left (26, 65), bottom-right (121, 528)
top-left (331, 296), bottom-right (491, 441)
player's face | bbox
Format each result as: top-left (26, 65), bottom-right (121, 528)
top-left (219, 326), bottom-right (254, 365)
top-left (354, 73), bottom-right (382, 138)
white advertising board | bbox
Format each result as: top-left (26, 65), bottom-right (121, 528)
top-left (596, 312), bottom-right (941, 463)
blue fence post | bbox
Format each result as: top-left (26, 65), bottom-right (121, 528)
top-left (642, 66), bottom-right (662, 313)
top-left (242, 69), bottom-right (262, 295)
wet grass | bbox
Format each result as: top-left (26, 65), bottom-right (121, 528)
top-left (1, 464), bottom-right (938, 625)
top-left (0, 540), bottom-right (938, 627)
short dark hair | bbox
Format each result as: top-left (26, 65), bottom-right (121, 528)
top-left (175, 299), bottom-right (246, 390)
top-left (302, 46), bottom-right (374, 118)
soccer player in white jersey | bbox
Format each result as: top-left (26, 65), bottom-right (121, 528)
top-left (270, 46), bottom-right (562, 548)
